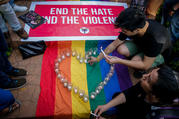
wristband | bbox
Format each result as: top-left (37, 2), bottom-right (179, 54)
top-left (96, 57), bottom-right (100, 62)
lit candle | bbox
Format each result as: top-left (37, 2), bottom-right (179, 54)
top-left (84, 59), bottom-right (88, 63)
top-left (98, 85), bottom-right (103, 90)
top-left (93, 51), bottom-right (96, 55)
top-left (105, 77), bottom-right (109, 81)
top-left (90, 92), bottom-right (96, 99)
top-left (83, 96), bottom-right (88, 102)
top-left (80, 58), bottom-right (83, 63)
top-left (58, 58), bottom-right (61, 63)
top-left (73, 87), bottom-right (78, 94)
top-left (90, 94), bottom-right (95, 99)
top-left (55, 63), bottom-right (59, 67)
top-left (85, 54), bottom-right (89, 59)
top-left (62, 55), bottom-right (65, 59)
top-left (60, 78), bottom-right (65, 83)
top-left (95, 89), bottom-right (100, 94)
top-left (72, 51), bottom-right (76, 57)
top-left (57, 74), bottom-right (61, 78)
top-left (77, 54), bottom-right (80, 60)
top-left (110, 66), bottom-right (114, 71)
top-left (55, 69), bottom-right (59, 73)
top-left (108, 72), bottom-right (113, 77)
top-left (67, 84), bottom-right (72, 91)
top-left (64, 82), bottom-right (68, 88)
top-left (66, 52), bottom-right (70, 57)
top-left (103, 80), bottom-right (107, 85)
top-left (79, 90), bottom-right (84, 98)
top-left (88, 51), bottom-right (92, 55)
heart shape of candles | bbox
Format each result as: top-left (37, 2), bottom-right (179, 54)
top-left (54, 48), bottom-right (114, 102)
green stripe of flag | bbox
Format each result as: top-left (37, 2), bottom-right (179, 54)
top-left (85, 40), bottom-right (106, 111)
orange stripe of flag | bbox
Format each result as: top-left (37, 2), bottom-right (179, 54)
top-left (55, 41), bottom-right (72, 118)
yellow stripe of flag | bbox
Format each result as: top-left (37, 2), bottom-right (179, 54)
top-left (71, 41), bottom-right (90, 119)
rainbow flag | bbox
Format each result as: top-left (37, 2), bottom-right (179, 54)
top-left (36, 40), bottom-right (132, 118)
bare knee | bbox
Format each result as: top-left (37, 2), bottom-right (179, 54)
top-left (132, 55), bottom-right (142, 61)
top-left (117, 45), bottom-right (130, 57)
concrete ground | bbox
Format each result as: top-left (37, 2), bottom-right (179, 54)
top-left (2, 0), bottom-right (136, 118)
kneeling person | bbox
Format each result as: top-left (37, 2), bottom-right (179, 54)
top-left (89, 8), bottom-right (172, 75)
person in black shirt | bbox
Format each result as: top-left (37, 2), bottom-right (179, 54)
top-left (88, 8), bottom-right (172, 74)
top-left (94, 65), bottom-right (179, 119)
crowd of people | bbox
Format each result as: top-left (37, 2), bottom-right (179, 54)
top-left (0, 0), bottom-right (178, 118)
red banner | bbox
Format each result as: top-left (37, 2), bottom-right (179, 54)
top-left (25, 1), bottom-right (127, 41)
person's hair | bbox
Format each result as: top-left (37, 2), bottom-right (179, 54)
top-left (114, 7), bottom-right (146, 31)
top-left (152, 65), bottom-right (179, 104)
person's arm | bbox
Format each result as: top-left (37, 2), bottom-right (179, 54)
top-left (88, 39), bottom-right (124, 64)
top-left (105, 55), bottom-right (156, 70)
top-left (97, 39), bottom-right (124, 61)
top-left (94, 93), bottom-right (126, 117)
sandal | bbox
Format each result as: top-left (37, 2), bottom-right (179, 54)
top-left (8, 100), bottom-right (21, 113)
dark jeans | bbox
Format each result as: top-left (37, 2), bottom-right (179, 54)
top-left (9, 0), bottom-right (14, 7)
top-left (0, 28), bottom-right (8, 51)
top-left (161, 0), bottom-right (179, 43)
top-left (0, 28), bottom-right (13, 88)
top-left (170, 10), bottom-right (179, 43)
top-left (0, 88), bottom-right (15, 111)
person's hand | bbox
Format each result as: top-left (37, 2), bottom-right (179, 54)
top-left (88, 56), bottom-right (98, 65)
top-left (105, 55), bottom-right (120, 64)
top-left (94, 105), bottom-right (108, 118)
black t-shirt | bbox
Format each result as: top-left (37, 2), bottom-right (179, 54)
top-left (118, 20), bottom-right (171, 57)
top-left (123, 82), bottom-right (146, 102)
top-left (117, 83), bottom-right (151, 119)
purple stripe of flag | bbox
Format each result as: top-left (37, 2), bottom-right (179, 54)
top-left (112, 50), bottom-right (132, 91)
